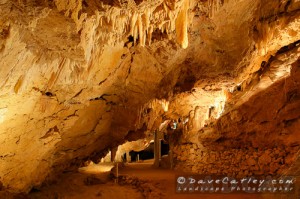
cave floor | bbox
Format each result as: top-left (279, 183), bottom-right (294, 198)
top-left (28, 172), bottom-right (143, 199)
top-left (119, 162), bottom-right (296, 199)
top-left (25, 160), bottom-right (299, 199)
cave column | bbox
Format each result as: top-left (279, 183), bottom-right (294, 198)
top-left (154, 130), bottom-right (161, 168)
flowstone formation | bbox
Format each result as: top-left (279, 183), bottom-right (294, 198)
top-left (0, 0), bottom-right (299, 194)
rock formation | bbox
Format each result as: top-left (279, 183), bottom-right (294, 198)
top-left (0, 0), bottom-right (299, 194)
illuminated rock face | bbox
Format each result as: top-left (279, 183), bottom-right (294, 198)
top-left (173, 144), bottom-right (298, 177)
top-left (173, 54), bottom-right (300, 176)
top-left (0, 0), bottom-right (299, 193)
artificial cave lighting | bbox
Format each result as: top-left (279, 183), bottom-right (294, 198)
top-left (170, 121), bottom-right (178, 130)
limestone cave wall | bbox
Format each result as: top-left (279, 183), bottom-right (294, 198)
top-left (0, 0), bottom-right (299, 194)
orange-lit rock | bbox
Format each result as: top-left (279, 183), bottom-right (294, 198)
top-left (0, 0), bottom-right (299, 196)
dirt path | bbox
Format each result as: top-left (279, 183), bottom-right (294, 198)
top-left (119, 161), bottom-right (298, 199)
top-left (28, 171), bottom-right (143, 199)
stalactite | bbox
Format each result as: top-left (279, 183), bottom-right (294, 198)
top-left (100, 16), bottom-right (103, 27)
top-left (160, 99), bottom-right (169, 112)
top-left (161, 22), bottom-right (165, 33)
top-left (175, 0), bottom-right (189, 49)
top-left (143, 8), bottom-right (151, 33)
top-left (137, 15), bottom-right (144, 46)
top-left (130, 12), bottom-right (138, 36)
top-left (148, 25), bottom-right (153, 45)
top-left (95, 0), bottom-right (195, 47)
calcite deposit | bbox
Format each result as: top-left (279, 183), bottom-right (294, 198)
top-left (0, 0), bottom-right (299, 195)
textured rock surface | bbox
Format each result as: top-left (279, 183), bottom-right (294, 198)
top-left (173, 143), bottom-right (299, 177)
top-left (170, 40), bottom-right (300, 180)
top-left (0, 0), bottom-right (299, 193)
